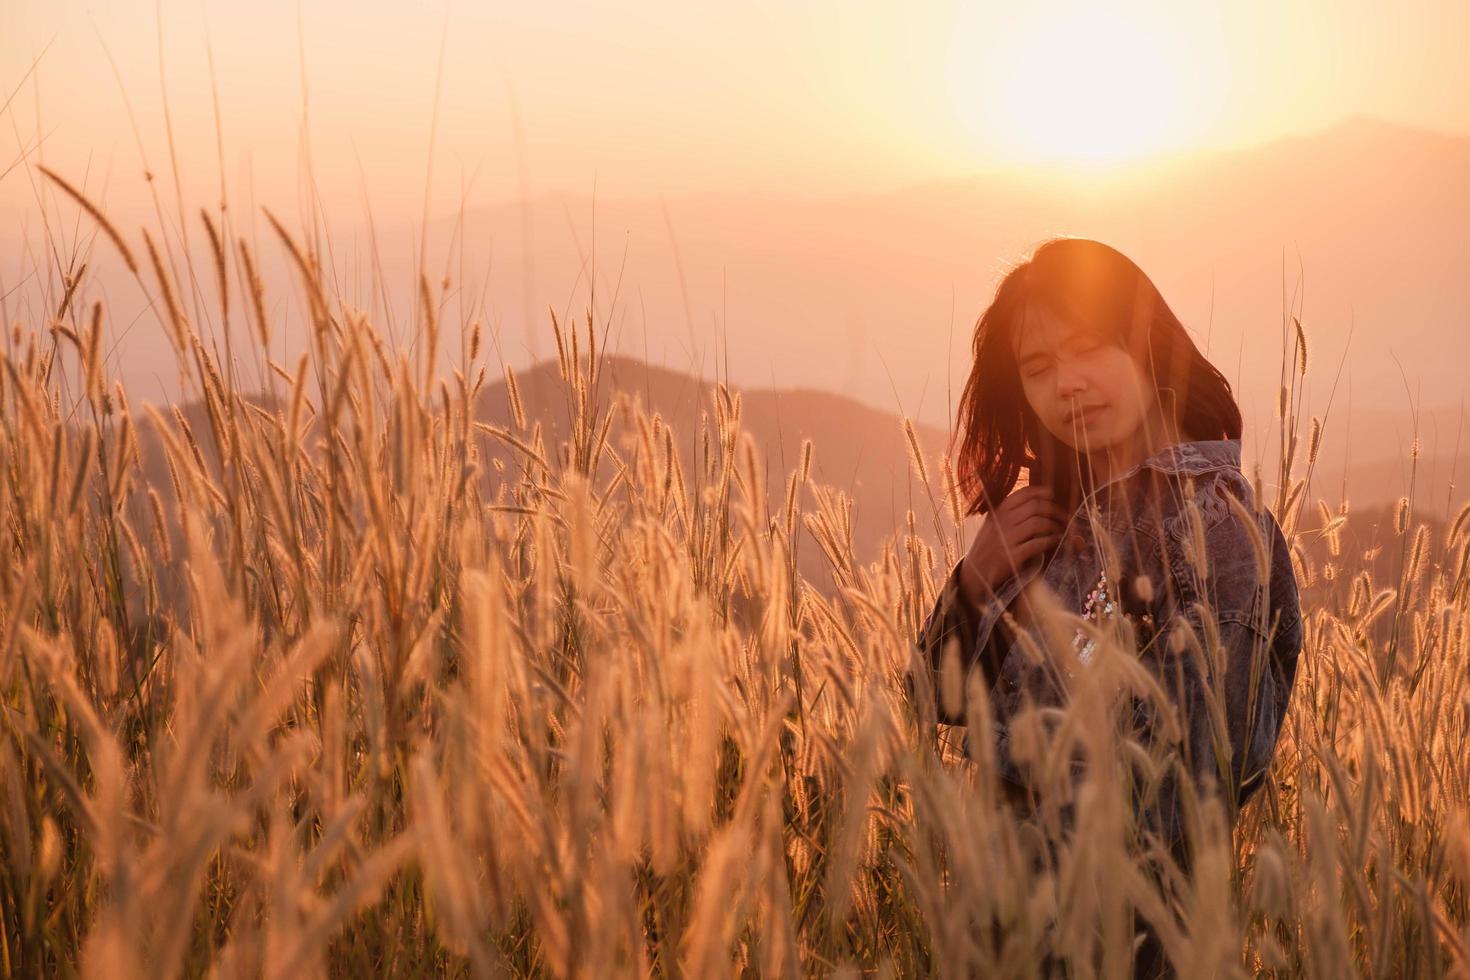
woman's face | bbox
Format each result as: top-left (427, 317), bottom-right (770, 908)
top-left (1012, 303), bottom-right (1157, 455)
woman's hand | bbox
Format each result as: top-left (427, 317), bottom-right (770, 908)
top-left (959, 486), bottom-right (1070, 604)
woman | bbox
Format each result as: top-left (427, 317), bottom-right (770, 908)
top-left (915, 237), bottom-right (1304, 976)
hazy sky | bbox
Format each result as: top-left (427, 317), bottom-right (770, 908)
top-left (3, 0), bottom-right (1468, 221)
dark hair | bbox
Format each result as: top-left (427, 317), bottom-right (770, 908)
top-left (954, 237), bottom-right (1242, 517)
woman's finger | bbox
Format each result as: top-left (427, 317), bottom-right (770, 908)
top-left (1001, 486), bottom-right (1053, 514)
top-left (1023, 496), bottom-right (1072, 524)
top-left (999, 505), bottom-right (1070, 537)
top-left (1006, 512), bottom-right (1065, 541)
top-left (1001, 495), bottom-right (1050, 523)
top-left (1013, 532), bottom-right (1062, 563)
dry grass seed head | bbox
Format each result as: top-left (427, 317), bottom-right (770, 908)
top-left (36, 164), bottom-right (139, 274)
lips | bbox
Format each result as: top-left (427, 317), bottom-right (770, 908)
top-left (1065, 404), bottom-right (1106, 425)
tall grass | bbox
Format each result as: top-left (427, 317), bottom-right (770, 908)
top-left (1, 175), bottom-right (1468, 978)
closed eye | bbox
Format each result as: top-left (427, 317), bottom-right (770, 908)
top-left (1019, 356), bottom-right (1051, 377)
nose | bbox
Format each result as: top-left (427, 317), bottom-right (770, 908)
top-left (1054, 360), bottom-right (1088, 400)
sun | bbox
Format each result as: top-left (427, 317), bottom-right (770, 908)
top-left (946, 9), bottom-right (1182, 166)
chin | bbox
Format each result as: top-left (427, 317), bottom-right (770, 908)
top-left (1053, 427), bottom-right (1119, 452)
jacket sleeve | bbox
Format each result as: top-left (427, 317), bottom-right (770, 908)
top-left (1144, 468), bottom-right (1304, 846)
top-left (914, 558), bottom-right (1019, 726)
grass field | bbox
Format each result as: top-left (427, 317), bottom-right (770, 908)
top-left (2, 178), bottom-right (1469, 978)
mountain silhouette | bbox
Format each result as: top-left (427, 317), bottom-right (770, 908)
top-left (476, 353), bottom-right (959, 588)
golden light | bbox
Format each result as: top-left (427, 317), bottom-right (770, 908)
top-left (946, 9), bottom-right (1183, 166)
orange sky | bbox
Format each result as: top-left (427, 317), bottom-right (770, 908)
top-left (3, 0), bottom-right (1469, 219)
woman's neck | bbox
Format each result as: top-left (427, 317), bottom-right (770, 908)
top-left (1086, 405), bottom-right (1184, 486)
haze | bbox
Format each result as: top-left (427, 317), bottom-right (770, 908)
top-left (3, 0), bottom-right (1468, 508)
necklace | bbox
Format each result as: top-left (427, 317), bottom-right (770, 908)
top-left (1073, 567), bottom-right (1116, 665)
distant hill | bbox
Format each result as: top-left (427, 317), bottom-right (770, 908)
top-left (475, 354), bottom-right (960, 588)
top-left (127, 354), bottom-right (960, 602)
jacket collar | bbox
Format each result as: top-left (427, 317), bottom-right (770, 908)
top-left (1082, 437), bottom-right (1243, 507)
top-left (1132, 437), bottom-right (1242, 479)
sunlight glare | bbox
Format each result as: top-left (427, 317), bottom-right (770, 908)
top-left (948, 9), bottom-right (1183, 166)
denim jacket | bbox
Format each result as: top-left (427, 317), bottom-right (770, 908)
top-left (916, 438), bottom-right (1304, 841)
